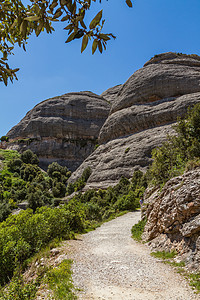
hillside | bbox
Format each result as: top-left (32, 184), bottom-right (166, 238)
top-left (6, 52), bottom-right (200, 188)
top-left (1, 52), bottom-right (200, 298)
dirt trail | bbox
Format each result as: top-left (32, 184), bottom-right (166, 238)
top-left (65, 212), bottom-right (198, 300)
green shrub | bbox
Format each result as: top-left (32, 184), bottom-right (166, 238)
top-left (0, 136), bottom-right (9, 142)
top-left (46, 260), bottom-right (77, 299)
top-left (47, 162), bottom-right (71, 182)
top-left (148, 103), bottom-right (200, 185)
top-left (52, 182), bottom-right (66, 198)
top-left (0, 204), bottom-right (82, 285)
top-left (84, 202), bottom-right (102, 221)
top-left (124, 147), bottom-right (130, 153)
top-left (21, 150), bottom-right (39, 165)
top-left (114, 191), bottom-right (139, 211)
top-left (131, 218), bottom-right (147, 241)
top-left (66, 167), bottom-right (92, 195)
top-left (0, 271), bottom-right (38, 300)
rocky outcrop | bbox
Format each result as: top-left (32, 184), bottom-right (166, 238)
top-left (99, 93), bottom-right (200, 143)
top-left (142, 167), bottom-right (200, 271)
top-left (100, 84), bottom-right (122, 104)
top-left (71, 53), bottom-right (200, 187)
top-left (110, 52), bottom-right (200, 114)
top-left (7, 92), bottom-right (110, 171)
top-left (70, 124), bottom-right (174, 189)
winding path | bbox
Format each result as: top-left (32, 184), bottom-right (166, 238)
top-left (65, 212), bottom-right (198, 300)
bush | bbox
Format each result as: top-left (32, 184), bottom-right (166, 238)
top-left (148, 103), bottom-right (200, 185)
top-left (52, 182), bottom-right (66, 198)
top-left (47, 162), bottom-right (71, 182)
top-left (0, 136), bottom-right (9, 142)
top-left (46, 260), bottom-right (76, 300)
top-left (0, 204), bottom-right (84, 285)
top-left (21, 150), bottom-right (39, 165)
top-left (114, 191), bottom-right (139, 211)
top-left (131, 218), bottom-right (147, 242)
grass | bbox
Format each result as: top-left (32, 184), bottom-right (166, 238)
top-left (131, 218), bottom-right (147, 242)
top-left (151, 251), bottom-right (200, 294)
top-left (189, 273), bottom-right (200, 293)
top-left (151, 250), bottom-right (177, 260)
top-left (46, 259), bottom-right (77, 299)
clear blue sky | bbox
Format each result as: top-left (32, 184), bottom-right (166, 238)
top-left (1, 0), bottom-right (200, 137)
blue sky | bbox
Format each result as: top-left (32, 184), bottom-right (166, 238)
top-left (1, 0), bottom-right (200, 137)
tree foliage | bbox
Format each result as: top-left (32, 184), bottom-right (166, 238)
top-left (0, 0), bottom-right (133, 85)
top-left (148, 103), bottom-right (200, 185)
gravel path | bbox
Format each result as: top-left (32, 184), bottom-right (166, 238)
top-left (65, 212), bottom-right (198, 300)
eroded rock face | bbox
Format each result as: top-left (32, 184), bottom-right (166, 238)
top-left (99, 93), bottom-right (200, 143)
top-left (100, 84), bottom-right (122, 104)
top-left (71, 52), bottom-right (200, 187)
top-left (111, 52), bottom-right (200, 114)
top-left (142, 168), bottom-right (200, 271)
top-left (7, 92), bottom-right (110, 171)
top-left (70, 124), bottom-right (174, 189)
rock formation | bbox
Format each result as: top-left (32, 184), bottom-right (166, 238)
top-left (7, 52), bottom-right (200, 184)
top-left (142, 167), bottom-right (200, 271)
top-left (7, 91), bottom-right (110, 171)
top-left (100, 84), bottom-right (122, 104)
top-left (71, 53), bottom-right (200, 188)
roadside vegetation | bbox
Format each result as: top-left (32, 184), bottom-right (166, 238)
top-left (1, 103), bottom-right (200, 297)
top-left (147, 103), bottom-right (200, 185)
top-left (150, 251), bottom-right (200, 294)
top-left (0, 146), bottom-right (146, 297)
top-left (132, 103), bottom-right (200, 294)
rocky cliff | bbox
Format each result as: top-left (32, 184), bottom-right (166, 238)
top-left (70, 53), bottom-right (200, 188)
top-left (7, 91), bottom-right (110, 171)
top-left (7, 52), bottom-right (200, 182)
top-left (142, 167), bottom-right (200, 271)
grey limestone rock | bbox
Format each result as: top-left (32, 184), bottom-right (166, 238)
top-left (99, 92), bottom-right (200, 143)
top-left (7, 91), bottom-right (110, 171)
top-left (71, 52), bottom-right (200, 187)
top-left (110, 52), bottom-right (200, 115)
top-left (142, 168), bottom-right (200, 271)
top-left (70, 124), bottom-right (174, 189)
top-left (100, 84), bottom-right (122, 104)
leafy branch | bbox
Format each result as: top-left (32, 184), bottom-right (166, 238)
top-left (0, 0), bottom-right (133, 85)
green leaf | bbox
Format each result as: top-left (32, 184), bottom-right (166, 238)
top-left (61, 15), bottom-right (69, 22)
top-left (80, 19), bottom-right (87, 29)
top-left (24, 16), bottom-right (40, 22)
top-left (49, 1), bottom-right (58, 11)
top-left (20, 20), bottom-right (28, 37)
top-left (2, 73), bottom-right (8, 86)
top-left (126, 0), bottom-right (133, 8)
top-left (92, 39), bottom-right (98, 54)
top-left (81, 35), bottom-right (88, 53)
top-left (98, 40), bottom-right (103, 53)
top-left (65, 31), bottom-right (76, 43)
top-left (60, 0), bottom-right (68, 5)
top-left (89, 10), bottom-right (103, 29)
top-left (53, 10), bottom-right (63, 19)
top-left (99, 33), bottom-right (110, 41)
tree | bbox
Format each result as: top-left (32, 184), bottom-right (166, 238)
top-left (0, 0), bottom-right (133, 86)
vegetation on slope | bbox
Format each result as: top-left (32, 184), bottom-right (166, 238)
top-left (147, 103), bottom-right (200, 185)
top-left (0, 146), bottom-right (146, 297)
top-left (2, 103), bottom-right (200, 297)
